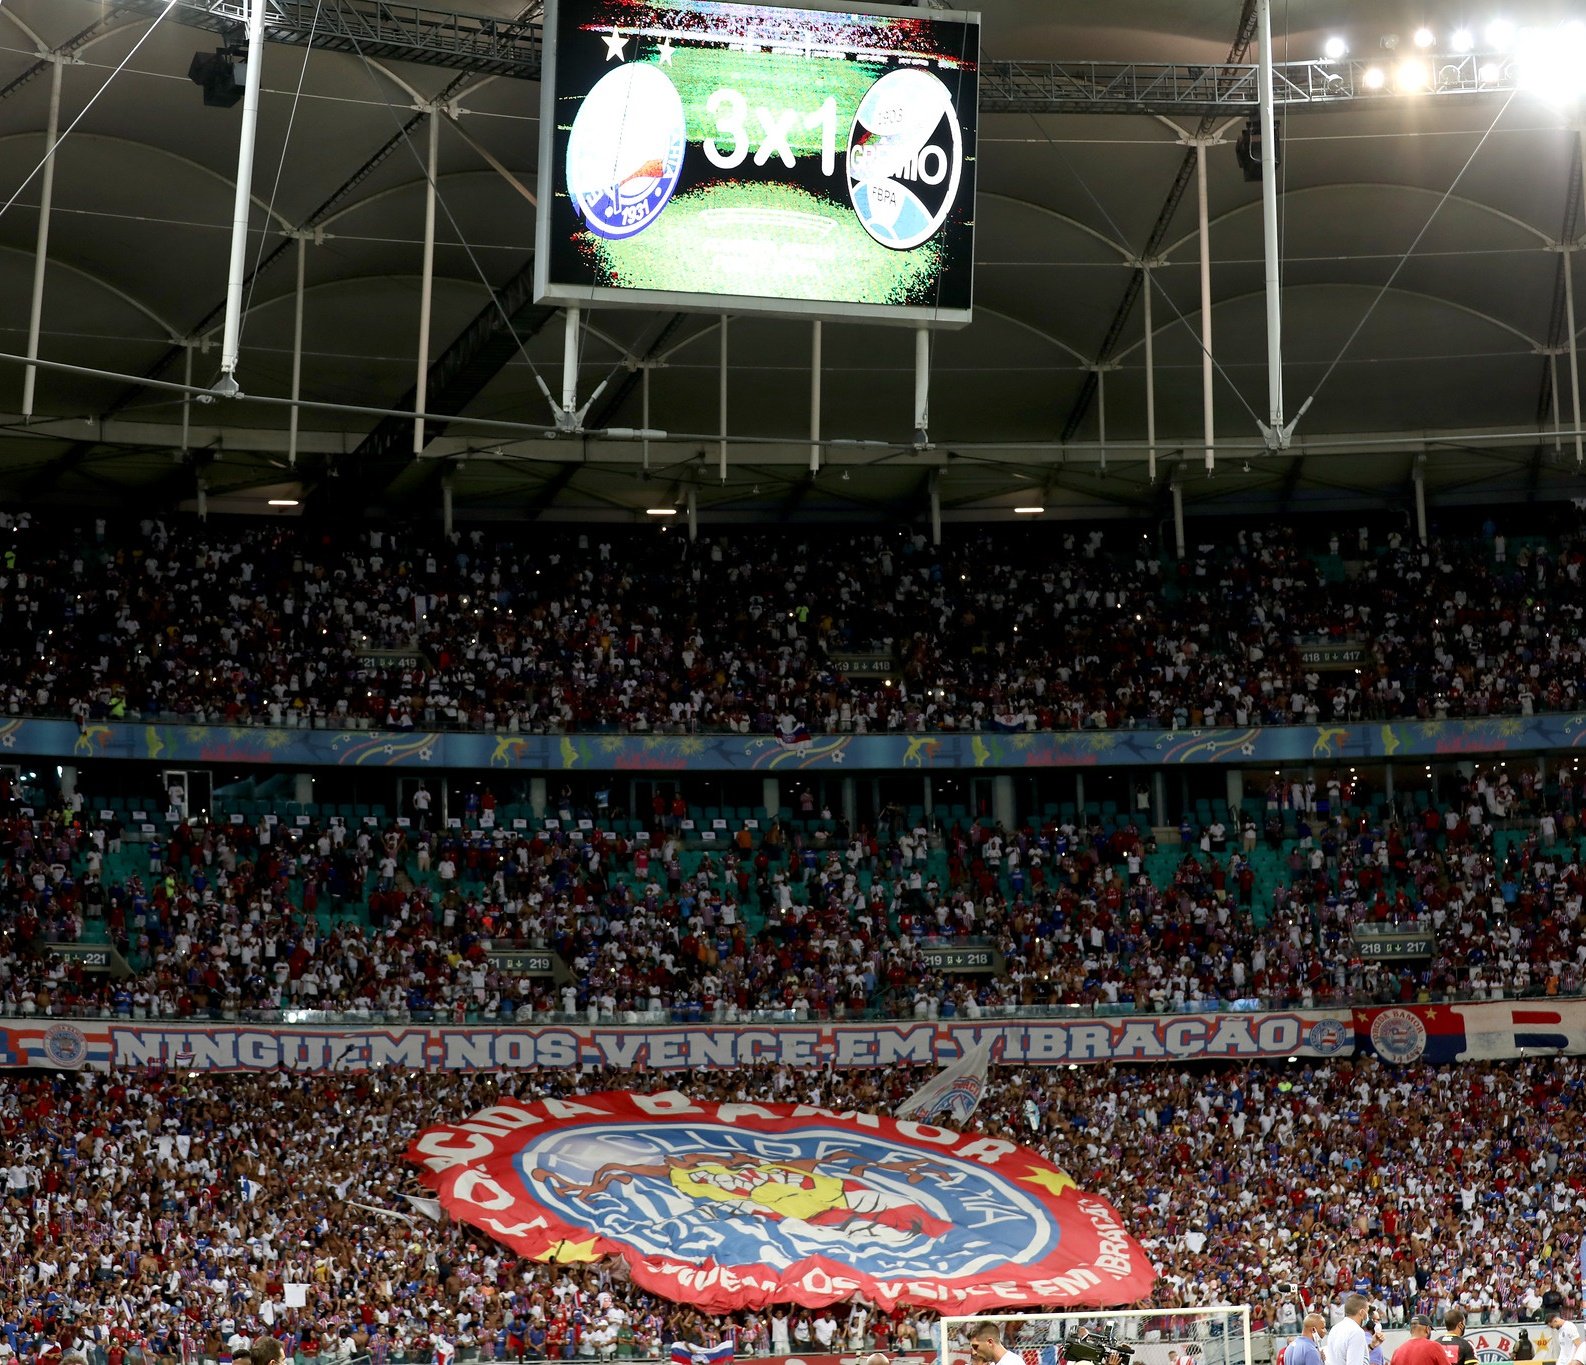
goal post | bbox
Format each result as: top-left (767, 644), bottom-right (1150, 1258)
top-left (937, 1306), bottom-right (1254, 1365)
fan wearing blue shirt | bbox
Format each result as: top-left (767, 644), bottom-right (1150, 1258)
top-left (1285, 1316), bottom-right (1325, 1365)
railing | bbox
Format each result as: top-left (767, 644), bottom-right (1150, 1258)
top-left (27, 698), bottom-right (1586, 736)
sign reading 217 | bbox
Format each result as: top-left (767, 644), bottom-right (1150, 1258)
top-left (407, 1092), bottom-right (1155, 1311)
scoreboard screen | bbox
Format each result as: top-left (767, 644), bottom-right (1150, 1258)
top-left (534, 0), bottom-right (979, 324)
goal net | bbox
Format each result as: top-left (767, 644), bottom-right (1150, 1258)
top-left (937, 1306), bottom-right (1253, 1365)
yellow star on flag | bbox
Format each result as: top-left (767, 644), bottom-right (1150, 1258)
top-left (1020, 1166), bottom-right (1077, 1197)
top-left (534, 1237), bottom-right (601, 1263)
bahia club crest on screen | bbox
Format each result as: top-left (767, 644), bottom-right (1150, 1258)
top-left (537, 0), bottom-right (979, 323)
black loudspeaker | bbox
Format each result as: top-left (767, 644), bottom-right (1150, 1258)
top-left (187, 49), bottom-right (246, 108)
top-left (1234, 110), bottom-right (1282, 182)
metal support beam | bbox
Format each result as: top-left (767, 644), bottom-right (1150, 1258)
top-left (1196, 139), bottom-right (1216, 473)
top-left (1552, 352), bottom-right (1563, 453)
top-left (1172, 470), bottom-right (1186, 559)
top-left (928, 467), bottom-right (942, 546)
top-left (561, 306), bottom-right (580, 419)
top-left (1412, 455), bottom-right (1428, 541)
top-left (719, 315), bottom-right (729, 483)
top-left (588, 314), bottom-right (687, 429)
top-left (1255, 0), bottom-right (1285, 443)
top-left (913, 326), bottom-right (930, 445)
top-left (413, 107), bottom-right (440, 454)
top-left (1096, 366), bottom-right (1108, 471)
top-left (1060, 0), bottom-right (1258, 443)
top-left (36, 63), bottom-right (492, 498)
top-left (1565, 246), bottom-right (1583, 466)
top-left (104, 1), bottom-right (1530, 114)
top-left (337, 259), bottom-right (555, 502)
top-left (180, 345), bottom-right (193, 455)
top-left (289, 234), bottom-right (305, 466)
top-left (441, 469), bottom-right (454, 537)
top-left (218, 0), bottom-right (268, 385)
top-left (686, 484), bottom-right (698, 542)
top-left (0, 12), bottom-right (122, 104)
top-left (21, 56), bottom-right (63, 419)
top-left (809, 321), bottom-right (822, 475)
top-left (1143, 263), bottom-right (1156, 483)
top-left (641, 363), bottom-right (652, 471)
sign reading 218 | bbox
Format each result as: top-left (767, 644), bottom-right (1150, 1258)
top-left (564, 31), bottom-right (963, 251)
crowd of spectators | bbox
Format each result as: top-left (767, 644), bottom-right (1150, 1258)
top-left (3, 760), bottom-right (1586, 1026)
top-left (2, 510), bottom-right (1584, 735)
top-left (0, 1057), bottom-right (1581, 1365)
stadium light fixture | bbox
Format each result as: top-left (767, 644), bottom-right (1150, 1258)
top-left (1516, 21), bottom-right (1586, 105)
top-left (1363, 65), bottom-right (1388, 88)
top-left (1013, 506), bottom-right (1045, 514)
top-left (1479, 61), bottom-right (1501, 81)
top-left (1323, 34), bottom-right (1348, 59)
top-left (1396, 58), bottom-right (1429, 90)
top-left (267, 498), bottom-right (299, 506)
top-left (645, 507), bottom-right (678, 516)
top-left (1413, 26), bottom-right (1435, 47)
top-left (1451, 28), bottom-right (1474, 51)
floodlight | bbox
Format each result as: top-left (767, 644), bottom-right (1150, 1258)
top-left (1324, 35), bottom-right (1348, 59)
top-left (1363, 66), bottom-right (1388, 88)
top-left (1413, 26), bottom-right (1435, 47)
top-left (1486, 18), bottom-right (1516, 48)
top-left (1396, 58), bottom-right (1429, 89)
top-left (1516, 21), bottom-right (1586, 105)
top-left (1451, 28), bottom-right (1474, 51)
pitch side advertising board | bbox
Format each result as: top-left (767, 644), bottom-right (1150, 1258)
top-left (535, 0), bottom-right (979, 322)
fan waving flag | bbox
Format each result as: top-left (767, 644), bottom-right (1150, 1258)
top-left (671, 1343), bottom-right (734, 1365)
top-left (896, 1038), bottom-right (993, 1123)
top-left (406, 1090), bottom-right (1154, 1312)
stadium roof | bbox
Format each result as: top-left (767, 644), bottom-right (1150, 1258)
top-left (1, 0), bottom-right (1585, 528)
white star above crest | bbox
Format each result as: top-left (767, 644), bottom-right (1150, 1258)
top-left (603, 29), bottom-right (627, 61)
top-left (657, 36), bottom-right (675, 65)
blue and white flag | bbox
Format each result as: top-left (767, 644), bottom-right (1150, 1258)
top-left (896, 1037), bottom-right (993, 1123)
top-left (670, 1343), bottom-right (734, 1365)
top-left (240, 1177), bottom-right (263, 1203)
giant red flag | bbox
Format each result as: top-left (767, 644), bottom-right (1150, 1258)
top-left (406, 1090), bottom-right (1155, 1311)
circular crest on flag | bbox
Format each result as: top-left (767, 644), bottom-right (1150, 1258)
top-left (1368, 1007), bottom-right (1428, 1063)
top-left (43, 1023), bottom-right (87, 1068)
top-left (407, 1091), bottom-right (1154, 1311)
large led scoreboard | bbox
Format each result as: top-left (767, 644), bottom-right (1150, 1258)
top-left (534, 0), bottom-right (979, 323)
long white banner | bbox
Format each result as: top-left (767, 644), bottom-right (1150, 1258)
top-left (5, 1000), bottom-right (1584, 1073)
